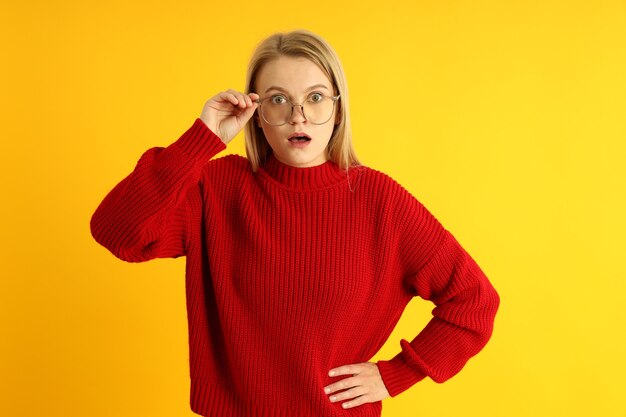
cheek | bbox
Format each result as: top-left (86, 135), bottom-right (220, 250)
top-left (261, 124), bottom-right (286, 144)
top-left (322, 123), bottom-right (336, 140)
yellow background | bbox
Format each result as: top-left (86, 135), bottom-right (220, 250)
top-left (2, 0), bottom-right (625, 416)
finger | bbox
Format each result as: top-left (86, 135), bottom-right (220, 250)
top-left (328, 386), bottom-right (367, 403)
top-left (329, 363), bottom-right (364, 377)
top-left (225, 89), bottom-right (245, 106)
top-left (324, 375), bottom-right (360, 394)
top-left (219, 92), bottom-right (238, 106)
top-left (341, 394), bottom-right (369, 409)
top-left (237, 105), bottom-right (258, 124)
top-left (248, 92), bottom-right (260, 102)
top-left (237, 93), bottom-right (248, 108)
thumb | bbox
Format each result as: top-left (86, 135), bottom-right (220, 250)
top-left (239, 102), bottom-right (259, 125)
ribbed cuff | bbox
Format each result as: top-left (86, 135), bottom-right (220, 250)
top-left (376, 344), bottom-right (427, 397)
top-left (170, 118), bottom-right (226, 165)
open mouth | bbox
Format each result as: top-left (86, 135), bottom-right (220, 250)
top-left (288, 133), bottom-right (311, 142)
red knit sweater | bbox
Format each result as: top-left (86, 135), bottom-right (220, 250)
top-left (90, 118), bottom-right (499, 417)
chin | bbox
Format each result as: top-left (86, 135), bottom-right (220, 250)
top-left (275, 150), bottom-right (327, 168)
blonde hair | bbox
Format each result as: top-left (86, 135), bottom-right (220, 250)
top-left (244, 29), bottom-right (360, 172)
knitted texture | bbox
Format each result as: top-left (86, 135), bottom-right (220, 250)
top-left (90, 118), bottom-right (500, 417)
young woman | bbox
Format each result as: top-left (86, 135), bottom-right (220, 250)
top-left (91, 29), bottom-right (500, 417)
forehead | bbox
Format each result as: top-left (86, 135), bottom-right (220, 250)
top-left (255, 56), bottom-right (333, 92)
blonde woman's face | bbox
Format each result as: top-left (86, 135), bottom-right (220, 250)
top-left (254, 56), bottom-right (338, 168)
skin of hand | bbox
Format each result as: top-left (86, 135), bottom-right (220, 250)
top-left (200, 89), bottom-right (259, 145)
top-left (323, 362), bottom-right (390, 409)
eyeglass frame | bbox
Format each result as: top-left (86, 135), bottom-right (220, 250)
top-left (253, 93), bottom-right (341, 126)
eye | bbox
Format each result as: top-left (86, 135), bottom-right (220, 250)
top-left (270, 95), bottom-right (287, 105)
top-left (309, 92), bottom-right (324, 103)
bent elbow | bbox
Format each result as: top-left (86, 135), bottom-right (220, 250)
top-left (90, 211), bottom-right (149, 263)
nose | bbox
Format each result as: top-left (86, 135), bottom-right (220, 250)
top-left (289, 104), bottom-right (307, 124)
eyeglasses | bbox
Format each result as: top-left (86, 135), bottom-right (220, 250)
top-left (254, 92), bottom-right (340, 126)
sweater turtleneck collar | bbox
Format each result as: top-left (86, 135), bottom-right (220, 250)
top-left (258, 153), bottom-right (348, 191)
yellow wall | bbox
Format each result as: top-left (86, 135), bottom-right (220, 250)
top-left (2, 0), bottom-right (625, 416)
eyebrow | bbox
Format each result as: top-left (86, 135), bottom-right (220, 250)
top-left (264, 84), bottom-right (330, 94)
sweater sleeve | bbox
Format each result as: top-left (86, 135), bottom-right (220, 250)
top-left (90, 118), bottom-right (226, 262)
top-left (376, 183), bottom-right (500, 397)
